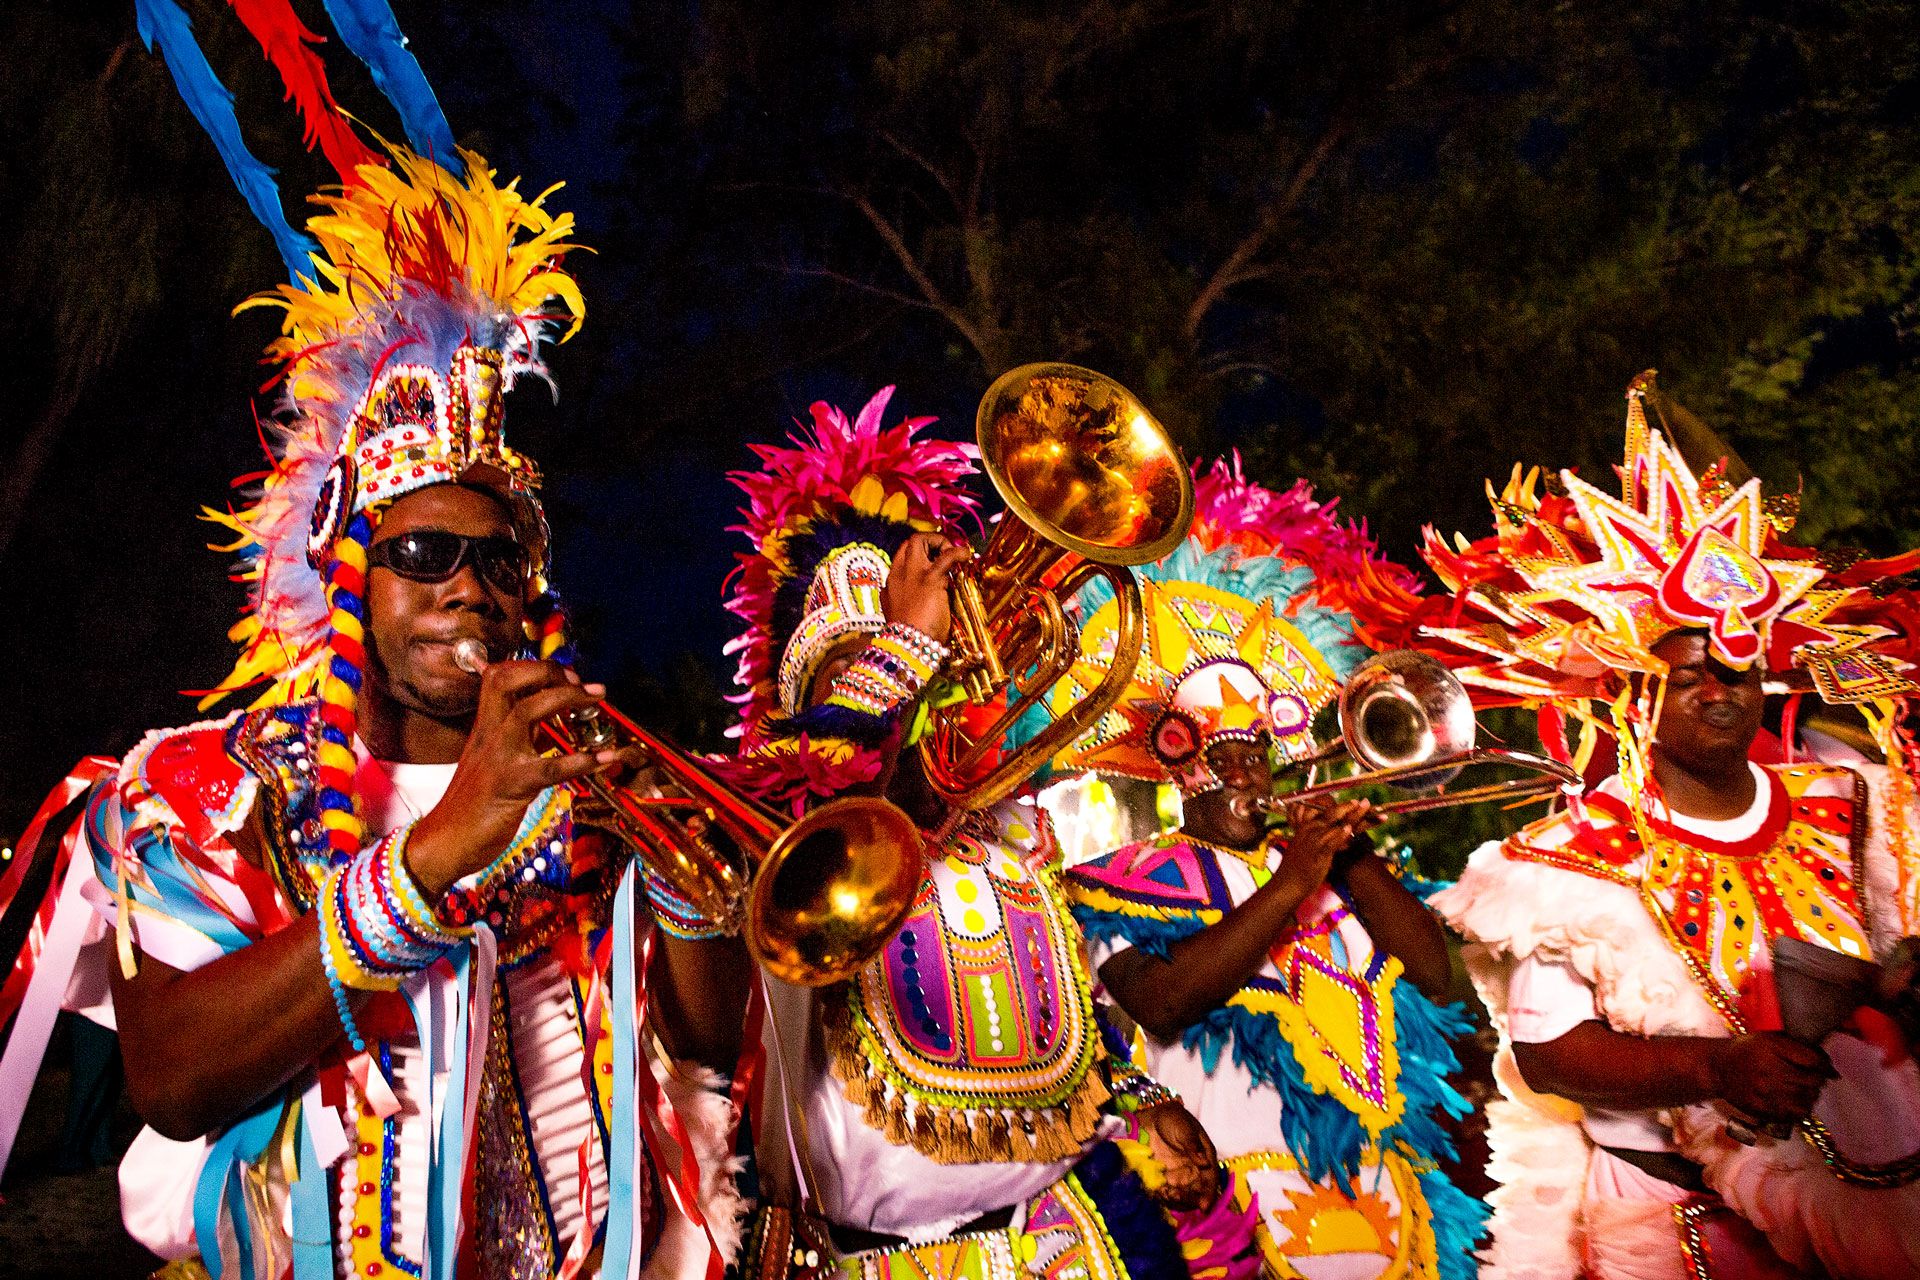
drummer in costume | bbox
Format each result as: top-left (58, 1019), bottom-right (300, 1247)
top-left (1367, 373), bottom-right (1920, 1277)
top-left (1043, 457), bottom-right (1487, 1280)
top-left (706, 388), bottom-right (1253, 1279)
top-left (0, 7), bottom-right (748, 1276)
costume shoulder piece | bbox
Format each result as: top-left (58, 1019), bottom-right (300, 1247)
top-left (1065, 833), bottom-right (1246, 957)
top-left (114, 710), bottom-right (258, 849)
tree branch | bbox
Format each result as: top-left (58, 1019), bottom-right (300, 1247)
top-left (1184, 117), bottom-right (1350, 344)
top-left (879, 130), bottom-right (963, 215)
top-left (843, 190), bottom-right (989, 358)
top-left (777, 262), bottom-right (951, 315)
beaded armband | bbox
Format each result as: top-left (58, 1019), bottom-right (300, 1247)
top-left (318, 829), bottom-right (467, 1051)
top-left (822, 622), bottom-right (950, 718)
top-left (1104, 1057), bottom-right (1178, 1113)
top-left (644, 867), bottom-right (738, 941)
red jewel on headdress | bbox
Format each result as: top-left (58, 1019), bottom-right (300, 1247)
top-left (1149, 709), bottom-right (1202, 767)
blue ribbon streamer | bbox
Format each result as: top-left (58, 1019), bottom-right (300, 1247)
top-left (133, 0), bottom-right (318, 282)
top-left (429, 949), bottom-right (471, 1280)
top-left (316, 0), bottom-right (460, 173)
top-left (601, 865), bottom-right (640, 1280)
top-left (192, 1104), bottom-right (283, 1280)
top-left (88, 789), bottom-right (256, 957)
top-left (290, 1104), bottom-right (333, 1280)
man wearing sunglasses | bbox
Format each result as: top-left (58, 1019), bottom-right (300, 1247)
top-left (14, 151), bottom-right (753, 1280)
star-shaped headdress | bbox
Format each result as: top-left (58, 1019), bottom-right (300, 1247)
top-left (1399, 373), bottom-right (1917, 703)
top-left (1336, 371), bottom-right (1920, 813)
top-left (1043, 456), bottom-right (1417, 794)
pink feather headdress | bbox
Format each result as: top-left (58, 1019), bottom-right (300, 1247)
top-left (723, 387), bottom-right (980, 738)
top-left (1190, 451), bottom-right (1422, 614)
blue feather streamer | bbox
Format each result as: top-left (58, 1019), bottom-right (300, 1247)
top-left (1420, 1162), bottom-right (1492, 1280)
top-left (134, 0), bottom-right (318, 282)
top-left (317, 0), bottom-right (460, 173)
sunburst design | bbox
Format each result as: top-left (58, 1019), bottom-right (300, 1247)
top-left (1274, 1181), bottom-right (1400, 1258)
top-left (1052, 579), bottom-right (1341, 780)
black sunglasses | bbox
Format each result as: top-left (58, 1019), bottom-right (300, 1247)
top-left (366, 530), bottom-right (530, 593)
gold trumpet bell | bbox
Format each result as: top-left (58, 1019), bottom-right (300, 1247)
top-left (979, 364), bottom-right (1192, 566)
top-left (925, 364), bottom-right (1195, 810)
top-left (748, 796), bottom-right (926, 986)
top-left (531, 695), bottom-right (925, 986)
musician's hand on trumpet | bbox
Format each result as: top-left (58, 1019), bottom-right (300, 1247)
top-left (408, 652), bottom-right (602, 890)
top-left (407, 647), bottom-right (635, 897)
top-left (880, 531), bottom-right (971, 645)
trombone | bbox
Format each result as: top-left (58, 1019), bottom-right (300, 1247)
top-left (920, 363), bottom-right (1194, 810)
top-left (454, 640), bottom-right (924, 986)
top-left (1230, 649), bottom-right (1583, 820)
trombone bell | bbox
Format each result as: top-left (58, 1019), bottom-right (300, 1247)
top-left (1245, 650), bottom-right (1582, 817)
top-left (1340, 649), bottom-right (1478, 789)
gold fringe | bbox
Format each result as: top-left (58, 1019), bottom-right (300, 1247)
top-left (912, 1103), bottom-right (939, 1150)
top-left (883, 1090), bottom-right (911, 1146)
top-left (822, 986), bottom-right (1117, 1164)
top-left (1008, 1113), bottom-right (1034, 1162)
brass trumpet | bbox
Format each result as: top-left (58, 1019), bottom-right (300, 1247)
top-left (921, 363), bottom-right (1194, 809)
top-left (454, 640), bottom-right (924, 985)
top-left (1229, 649), bottom-right (1583, 820)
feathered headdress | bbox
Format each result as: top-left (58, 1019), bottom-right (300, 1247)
top-left (201, 145), bottom-right (582, 705)
top-left (724, 388), bottom-right (979, 740)
top-left (1043, 457), bottom-right (1405, 794)
top-left (1348, 371), bottom-right (1920, 799)
top-left (133, 0), bottom-right (585, 709)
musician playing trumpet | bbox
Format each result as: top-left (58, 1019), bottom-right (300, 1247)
top-left (1053, 457), bottom-right (1486, 1280)
top-left (710, 388), bottom-right (1239, 1279)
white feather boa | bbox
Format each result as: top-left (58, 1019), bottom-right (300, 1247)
top-left (643, 1059), bottom-right (752, 1279)
top-left (1432, 764), bottom-right (1920, 1280)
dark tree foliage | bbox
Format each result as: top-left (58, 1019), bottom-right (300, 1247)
top-left (5, 1), bottom-right (1920, 877)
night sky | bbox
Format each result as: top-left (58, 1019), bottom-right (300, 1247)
top-left (0, 2), bottom-right (991, 832)
top-left (6, 1), bottom-right (1920, 841)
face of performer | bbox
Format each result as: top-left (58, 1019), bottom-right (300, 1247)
top-left (1650, 630), bottom-right (1764, 776)
top-left (363, 483), bottom-right (528, 724)
top-left (1180, 734), bottom-right (1274, 849)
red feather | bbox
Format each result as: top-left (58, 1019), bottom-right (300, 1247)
top-left (224, 0), bottom-right (384, 183)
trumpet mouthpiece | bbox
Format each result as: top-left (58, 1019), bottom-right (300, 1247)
top-left (453, 639), bottom-right (491, 676)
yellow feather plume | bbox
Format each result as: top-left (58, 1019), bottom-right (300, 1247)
top-left (236, 142), bottom-right (584, 403)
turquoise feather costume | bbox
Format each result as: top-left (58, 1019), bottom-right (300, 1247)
top-left (1034, 459), bottom-right (1487, 1279)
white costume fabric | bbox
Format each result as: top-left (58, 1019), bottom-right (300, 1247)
top-left (83, 745), bottom-right (737, 1278)
top-left (1433, 763), bottom-right (1920, 1280)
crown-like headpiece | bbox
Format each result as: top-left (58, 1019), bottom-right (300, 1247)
top-left (202, 145), bottom-right (582, 705)
top-left (1396, 373), bottom-right (1917, 706)
top-left (1044, 458), bottom-right (1402, 794)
